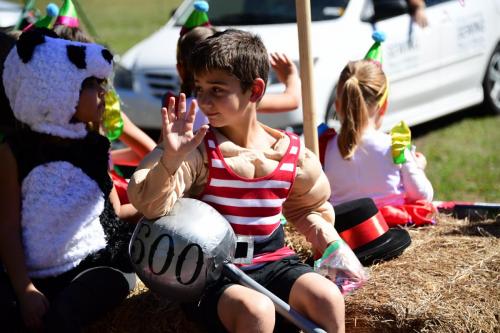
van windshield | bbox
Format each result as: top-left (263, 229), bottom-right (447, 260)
top-left (175, 0), bottom-right (350, 26)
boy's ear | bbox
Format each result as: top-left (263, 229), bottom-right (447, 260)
top-left (249, 78), bottom-right (266, 102)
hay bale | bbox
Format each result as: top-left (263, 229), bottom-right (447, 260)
top-left (85, 216), bottom-right (500, 333)
top-left (344, 216), bottom-right (500, 333)
top-left (85, 282), bottom-right (205, 333)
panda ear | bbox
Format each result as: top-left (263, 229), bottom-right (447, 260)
top-left (17, 30), bottom-right (46, 63)
top-left (101, 49), bottom-right (113, 64)
top-left (66, 45), bottom-right (87, 69)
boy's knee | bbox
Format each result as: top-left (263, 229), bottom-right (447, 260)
top-left (317, 280), bottom-right (345, 312)
top-left (242, 295), bottom-right (274, 321)
top-left (220, 290), bottom-right (275, 332)
top-left (234, 295), bottom-right (274, 332)
top-left (229, 293), bottom-right (274, 321)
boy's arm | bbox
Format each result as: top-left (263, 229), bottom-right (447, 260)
top-left (0, 144), bottom-right (30, 295)
top-left (109, 183), bottom-right (142, 224)
top-left (407, 0), bottom-right (428, 27)
top-left (0, 144), bottom-right (49, 329)
top-left (127, 145), bottom-right (205, 219)
top-left (282, 146), bottom-right (341, 254)
top-left (128, 94), bottom-right (208, 219)
top-left (258, 53), bottom-right (301, 113)
top-left (400, 150), bottom-right (434, 202)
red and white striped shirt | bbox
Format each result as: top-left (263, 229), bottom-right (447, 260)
top-left (200, 128), bottom-right (300, 265)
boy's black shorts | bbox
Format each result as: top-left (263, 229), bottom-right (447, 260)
top-left (182, 255), bottom-right (313, 333)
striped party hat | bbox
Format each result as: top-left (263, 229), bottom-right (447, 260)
top-left (54, 0), bottom-right (79, 28)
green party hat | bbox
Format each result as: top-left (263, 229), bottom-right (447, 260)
top-left (54, 0), bottom-right (79, 28)
top-left (180, 1), bottom-right (211, 36)
top-left (34, 3), bottom-right (59, 28)
top-left (14, 0), bottom-right (37, 30)
top-left (364, 31), bottom-right (386, 65)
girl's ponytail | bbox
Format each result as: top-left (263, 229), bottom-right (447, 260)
top-left (336, 60), bottom-right (387, 160)
top-left (338, 74), bottom-right (369, 159)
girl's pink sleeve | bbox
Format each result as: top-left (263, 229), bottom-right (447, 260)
top-left (400, 149), bottom-right (434, 202)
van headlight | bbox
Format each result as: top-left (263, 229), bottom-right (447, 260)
top-left (113, 64), bottom-right (133, 90)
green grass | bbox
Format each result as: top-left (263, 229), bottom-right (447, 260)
top-left (414, 110), bottom-right (500, 202)
top-left (13, 0), bottom-right (182, 54)
top-left (11, 1), bottom-right (500, 202)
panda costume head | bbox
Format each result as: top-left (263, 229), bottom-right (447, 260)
top-left (2, 28), bottom-right (113, 139)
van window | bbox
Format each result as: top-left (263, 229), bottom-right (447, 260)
top-left (371, 0), bottom-right (408, 21)
top-left (175, 0), bottom-right (350, 26)
top-left (425, 0), bottom-right (453, 7)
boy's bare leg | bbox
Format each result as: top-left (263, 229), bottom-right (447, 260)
top-left (218, 284), bottom-right (275, 333)
top-left (289, 272), bottom-right (345, 333)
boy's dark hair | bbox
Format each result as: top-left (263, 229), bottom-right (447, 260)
top-left (190, 29), bottom-right (269, 92)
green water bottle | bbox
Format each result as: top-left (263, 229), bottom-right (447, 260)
top-left (103, 89), bottom-right (124, 141)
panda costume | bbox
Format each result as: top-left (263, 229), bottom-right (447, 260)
top-left (0, 29), bottom-right (134, 331)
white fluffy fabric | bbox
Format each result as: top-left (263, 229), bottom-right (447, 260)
top-left (21, 161), bottom-right (107, 278)
top-left (2, 35), bottom-right (112, 138)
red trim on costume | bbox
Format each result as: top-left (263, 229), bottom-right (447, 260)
top-left (433, 201), bottom-right (475, 210)
top-left (111, 170), bottom-right (130, 205)
top-left (251, 246), bottom-right (296, 264)
top-left (22, 22), bottom-right (35, 32)
top-left (319, 128), bottom-right (337, 167)
top-left (339, 211), bottom-right (388, 250)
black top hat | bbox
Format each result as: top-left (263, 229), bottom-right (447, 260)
top-left (334, 198), bottom-right (411, 265)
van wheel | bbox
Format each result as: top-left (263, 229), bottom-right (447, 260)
top-left (483, 44), bottom-right (500, 114)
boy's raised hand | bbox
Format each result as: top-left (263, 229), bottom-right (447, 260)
top-left (270, 52), bottom-right (298, 84)
top-left (161, 93), bottom-right (208, 161)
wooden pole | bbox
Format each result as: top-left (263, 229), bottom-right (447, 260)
top-left (295, 0), bottom-right (319, 155)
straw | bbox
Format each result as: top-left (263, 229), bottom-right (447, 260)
top-left (84, 215), bottom-right (499, 333)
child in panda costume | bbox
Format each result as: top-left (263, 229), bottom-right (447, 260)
top-left (0, 29), bottom-right (134, 332)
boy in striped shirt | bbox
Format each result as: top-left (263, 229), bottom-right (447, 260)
top-left (128, 29), bottom-right (345, 333)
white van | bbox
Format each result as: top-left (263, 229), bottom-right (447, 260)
top-left (0, 0), bottom-right (22, 30)
top-left (114, 0), bottom-right (500, 131)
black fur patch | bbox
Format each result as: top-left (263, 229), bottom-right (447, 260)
top-left (16, 29), bottom-right (59, 63)
top-left (17, 30), bottom-right (46, 63)
top-left (66, 45), bottom-right (87, 69)
top-left (101, 49), bottom-right (113, 64)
